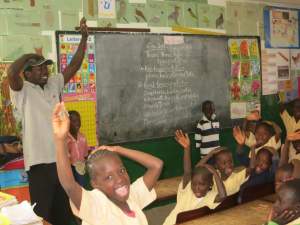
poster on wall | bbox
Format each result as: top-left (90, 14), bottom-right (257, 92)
top-left (57, 32), bottom-right (97, 146)
top-left (264, 7), bottom-right (300, 48)
top-left (58, 34), bottom-right (96, 102)
top-left (98, 0), bottom-right (116, 19)
top-left (276, 49), bottom-right (290, 80)
top-left (228, 38), bottom-right (261, 119)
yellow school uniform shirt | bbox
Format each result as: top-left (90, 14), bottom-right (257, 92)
top-left (289, 145), bottom-right (300, 162)
top-left (70, 177), bottom-right (156, 225)
top-left (163, 180), bottom-right (219, 225)
top-left (245, 132), bottom-right (281, 155)
top-left (281, 110), bottom-right (300, 133)
top-left (213, 168), bottom-right (248, 196)
top-left (286, 217), bottom-right (300, 225)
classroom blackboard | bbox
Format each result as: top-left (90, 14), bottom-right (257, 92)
top-left (94, 33), bottom-right (252, 144)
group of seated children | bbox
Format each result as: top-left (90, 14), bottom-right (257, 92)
top-left (51, 98), bottom-right (300, 225)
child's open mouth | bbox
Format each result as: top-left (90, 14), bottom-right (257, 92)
top-left (115, 185), bottom-right (129, 197)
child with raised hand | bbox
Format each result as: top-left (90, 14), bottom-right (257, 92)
top-left (279, 98), bottom-right (300, 134)
top-left (67, 110), bottom-right (89, 187)
top-left (280, 130), bottom-right (300, 164)
top-left (234, 119), bottom-right (281, 155)
top-left (242, 110), bottom-right (260, 146)
top-left (196, 146), bottom-right (254, 196)
top-left (234, 117), bottom-right (280, 191)
top-left (52, 102), bottom-right (163, 225)
top-left (163, 130), bottom-right (226, 225)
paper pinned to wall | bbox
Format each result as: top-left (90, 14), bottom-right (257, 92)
top-left (0, 0), bottom-right (26, 9)
top-left (261, 41), bottom-right (279, 95)
top-left (164, 36), bottom-right (184, 45)
top-left (60, 10), bottom-right (79, 30)
top-left (40, 1), bottom-right (59, 30)
top-left (230, 102), bottom-right (247, 119)
top-left (98, 0), bottom-right (116, 19)
top-left (183, 2), bottom-right (198, 28)
top-left (276, 49), bottom-right (290, 80)
top-left (0, 35), bottom-right (52, 61)
top-left (265, 7), bottom-right (299, 48)
top-left (197, 4), bottom-right (225, 30)
top-left (291, 49), bottom-right (300, 70)
top-left (147, 1), bottom-right (167, 27)
top-left (0, 9), bottom-right (42, 35)
top-left (225, 2), bottom-right (264, 36)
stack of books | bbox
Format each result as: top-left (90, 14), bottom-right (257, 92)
top-left (0, 192), bottom-right (18, 208)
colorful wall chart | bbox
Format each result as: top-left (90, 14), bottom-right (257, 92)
top-left (228, 38), bottom-right (261, 119)
top-left (58, 34), bottom-right (96, 102)
top-left (57, 33), bottom-right (97, 146)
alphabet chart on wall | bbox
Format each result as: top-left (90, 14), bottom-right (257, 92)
top-left (57, 33), bottom-right (97, 146)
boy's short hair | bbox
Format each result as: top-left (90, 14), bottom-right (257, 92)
top-left (255, 121), bottom-right (275, 136)
top-left (86, 149), bottom-right (120, 180)
top-left (68, 110), bottom-right (80, 118)
top-left (192, 166), bottom-right (213, 182)
top-left (202, 100), bottom-right (213, 111)
top-left (281, 179), bottom-right (300, 203)
top-left (214, 147), bottom-right (231, 162)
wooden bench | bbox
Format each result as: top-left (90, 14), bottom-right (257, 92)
top-left (175, 193), bottom-right (239, 224)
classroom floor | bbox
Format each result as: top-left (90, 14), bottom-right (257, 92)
top-left (145, 203), bottom-right (175, 225)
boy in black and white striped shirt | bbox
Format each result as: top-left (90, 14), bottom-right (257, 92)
top-left (195, 100), bottom-right (220, 156)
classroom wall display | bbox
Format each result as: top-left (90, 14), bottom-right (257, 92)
top-left (261, 39), bottom-right (300, 100)
top-left (57, 33), bottom-right (97, 102)
top-left (0, 62), bottom-right (19, 136)
top-left (264, 6), bottom-right (300, 48)
top-left (93, 32), bottom-right (260, 143)
top-left (228, 38), bottom-right (261, 119)
top-left (56, 32), bottom-right (97, 146)
top-left (226, 2), bottom-right (265, 37)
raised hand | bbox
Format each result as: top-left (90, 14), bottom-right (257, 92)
top-left (233, 126), bottom-right (246, 145)
top-left (287, 130), bottom-right (300, 141)
top-left (52, 102), bottom-right (70, 139)
top-left (175, 129), bottom-right (190, 150)
top-left (79, 17), bottom-right (88, 38)
top-left (246, 110), bottom-right (260, 121)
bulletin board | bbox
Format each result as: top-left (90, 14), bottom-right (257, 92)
top-left (264, 6), bottom-right (300, 48)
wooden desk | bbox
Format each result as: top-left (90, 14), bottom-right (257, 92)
top-left (155, 176), bottom-right (182, 201)
top-left (179, 200), bottom-right (272, 225)
top-left (261, 194), bottom-right (276, 203)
